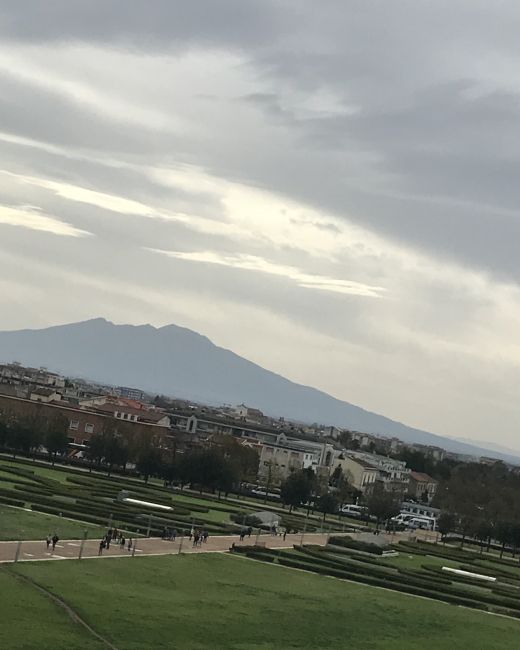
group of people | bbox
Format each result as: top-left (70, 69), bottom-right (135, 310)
top-left (45, 533), bottom-right (60, 551)
top-left (189, 527), bottom-right (209, 547)
top-left (161, 527), bottom-right (178, 541)
top-left (238, 525), bottom-right (287, 541)
top-left (98, 527), bottom-right (134, 555)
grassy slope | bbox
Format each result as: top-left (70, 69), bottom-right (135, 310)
top-left (0, 569), bottom-right (105, 650)
top-left (13, 553), bottom-right (520, 650)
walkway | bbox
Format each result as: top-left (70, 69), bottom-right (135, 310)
top-left (0, 532), bottom-right (331, 564)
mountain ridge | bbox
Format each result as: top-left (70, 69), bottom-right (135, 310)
top-left (0, 317), bottom-right (518, 463)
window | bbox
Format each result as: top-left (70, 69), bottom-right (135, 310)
top-left (67, 437), bottom-right (75, 444)
top-left (69, 420), bottom-right (79, 430)
top-left (85, 423), bottom-right (94, 434)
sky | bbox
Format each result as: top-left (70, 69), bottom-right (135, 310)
top-left (1, 1), bottom-right (520, 450)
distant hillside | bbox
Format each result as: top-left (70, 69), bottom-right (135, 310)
top-left (0, 318), bottom-right (517, 462)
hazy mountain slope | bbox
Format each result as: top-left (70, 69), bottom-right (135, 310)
top-left (0, 318), bottom-right (516, 461)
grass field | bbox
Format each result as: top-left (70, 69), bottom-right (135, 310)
top-left (3, 553), bottom-right (520, 649)
top-left (0, 505), bottom-right (105, 541)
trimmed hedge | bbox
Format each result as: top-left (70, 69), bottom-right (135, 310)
top-left (329, 535), bottom-right (384, 555)
top-left (0, 496), bottom-right (26, 508)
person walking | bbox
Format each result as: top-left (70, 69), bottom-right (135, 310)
top-left (51, 533), bottom-right (59, 551)
top-left (45, 534), bottom-right (51, 550)
top-left (283, 528), bottom-right (287, 541)
top-left (171, 528), bottom-right (177, 542)
top-left (127, 538), bottom-right (133, 552)
top-left (202, 530), bottom-right (208, 543)
top-left (120, 535), bottom-right (126, 548)
top-left (98, 539), bottom-right (105, 556)
top-left (193, 530), bottom-right (200, 547)
top-left (189, 526), bottom-right (194, 541)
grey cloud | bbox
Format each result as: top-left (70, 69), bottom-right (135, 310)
top-left (0, 1), bottom-right (286, 49)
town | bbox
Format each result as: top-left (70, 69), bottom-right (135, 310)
top-left (0, 360), bottom-right (516, 537)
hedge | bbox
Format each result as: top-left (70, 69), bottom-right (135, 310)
top-left (272, 555), bottom-right (494, 611)
top-left (329, 535), bottom-right (384, 555)
top-left (0, 496), bottom-right (26, 508)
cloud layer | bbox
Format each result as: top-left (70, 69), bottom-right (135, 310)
top-left (1, 2), bottom-right (520, 448)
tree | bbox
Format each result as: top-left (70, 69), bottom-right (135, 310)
top-left (136, 446), bottom-right (162, 483)
top-left (213, 435), bottom-right (259, 491)
top-left (44, 415), bottom-right (69, 465)
top-left (317, 492), bottom-right (339, 525)
top-left (437, 512), bottom-right (456, 543)
top-left (85, 432), bottom-right (106, 471)
top-left (280, 470), bottom-right (314, 512)
top-left (104, 432), bottom-right (128, 477)
top-left (330, 465), bottom-right (343, 487)
top-left (366, 486), bottom-right (400, 530)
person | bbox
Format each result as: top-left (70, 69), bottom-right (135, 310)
top-left (51, 533), bottom-right (59, 551)
top-left (283, 528), bottom-right (287, 541)
top-left (105, 530), bottom-right (112, 549)
top-left (120, 535), bottom-right (126, 548)
top-left (98, 539), bottom-right (105, 556)
top-left (193, 530), bottom-right (200, 547)
top-left (189, 526), bottom-right (194, 541)
top-left (202, 530), bottom-right (208, 543)
top-left (171, 528), bottom-right (177, 542)
top-left (45, 534), bottom-right (51, 550)
top-left (239, 528), bottom-right (245, 542)
top-left (247, 526), bottom-right (252, 538)
top-left (162, 526), bottom-right (168, 540)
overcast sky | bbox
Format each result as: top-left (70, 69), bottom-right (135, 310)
top-left (2, 1), bottom-right (520, 449)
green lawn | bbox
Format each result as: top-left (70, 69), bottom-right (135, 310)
top-left (0, 569), bottom-right (105, 650)
top-left (0, 458), bottom-right (73, 483)
top-left (0, 505), bottom-right (105, 541)
top-left (8, 553), bottom-right (520, 649)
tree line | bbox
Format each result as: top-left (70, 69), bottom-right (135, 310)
top-left (0, 410), bottom-right (260, 496)
top-left (0, 410), bottom-right (69, 464)
top-left (435, 461), bottom-right (520, 556)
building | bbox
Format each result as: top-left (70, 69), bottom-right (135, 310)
top-left (0, 393), bottom-right (171, 447)
top-left (333, 453), bottom-right (379, 493)
top-left (336, 451), bottom-right (411, 495)
top-left (258, 442), bottom-right (311, 484)
top-left (407, 471), bottom-right (438, 502)
top-left (114, 386), bottom-right (145, 401)
top-left (233, 404), bottom-right (264, 422)
top-left (0, 362), bottom-right (65, 390)
top-left (30, 388), bottom-right (62, 404)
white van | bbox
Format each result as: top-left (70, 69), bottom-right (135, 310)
top-left (340, 504), bottom-right (367, 519)
top-left (391, 513), bottom-right (415, 525)
top-left (408, 516), bottom-right (436, 531)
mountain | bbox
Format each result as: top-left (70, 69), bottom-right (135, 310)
top-left (0, 318), bottom-right (517, 462)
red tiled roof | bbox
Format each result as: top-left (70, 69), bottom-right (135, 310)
top-left (410, 471), bottom-right (436, 483)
